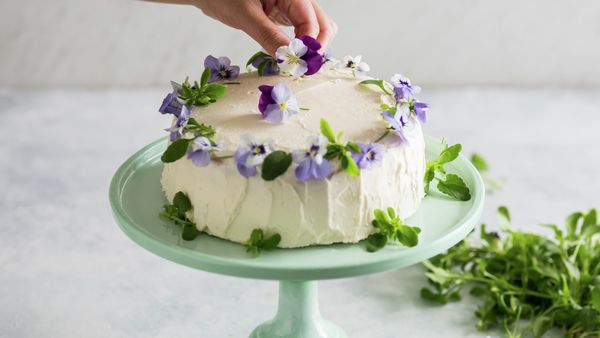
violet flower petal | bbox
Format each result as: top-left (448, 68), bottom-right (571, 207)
top-left (295, 159), bottom-right (312, 181)
top-left (188, 149), bottom-right (211, 167)
top-left (310, 158), bottom-right (333, 180)
top-left (258, 85), bottom-right (275, 114)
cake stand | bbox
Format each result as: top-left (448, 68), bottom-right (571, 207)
top-left (109, 136), bottom-right (485, 338)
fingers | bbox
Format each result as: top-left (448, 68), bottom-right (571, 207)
top-left (239, 2), bottom-right (290, 56)
top-left (311, 0), bottom-right (337, 51)
top-left (283, 0), bottom-right (320, 38)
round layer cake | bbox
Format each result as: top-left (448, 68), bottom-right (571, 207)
top-left (161, 70), bottom-right (425, 248)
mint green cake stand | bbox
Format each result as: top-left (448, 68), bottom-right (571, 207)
top-left (109, 136), bottom-right (484, 338)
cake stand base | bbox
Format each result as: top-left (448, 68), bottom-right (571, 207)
top-left (250, 281), bottom-right (347, 338)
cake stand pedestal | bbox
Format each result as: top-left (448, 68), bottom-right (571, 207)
top-left (109, 136), bottom-right (485, 338)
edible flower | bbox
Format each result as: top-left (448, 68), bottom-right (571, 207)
top-left (187, 136), bottom-right (218, 167)
top-left (292, 135), bottom-right (333, 181)
top-left (342, 55), bottom-right (370, 77)
top-left (391, 73), bottom-right (420, 101)
top-left (204, 55), bottom-right (240, 82)
top-left (235, 135), bottom-right (272, 177)
top-left (352, 142), bottom-right (385, 169)
top-left (257, 83), bottom-right (300, 122)
top-left (412, 100), bottom-right (429, 124)
top-left (276, 36), bottom-right (324, 77)
top-left (159, 91), bottom-right (183, 116)
top-left (382, 107), bottom-right (411, 145)
top-left (164, 105), bottom-right (190, 141)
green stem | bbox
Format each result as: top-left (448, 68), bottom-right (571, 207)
top-left (374, 130), bottom-right (390, 143)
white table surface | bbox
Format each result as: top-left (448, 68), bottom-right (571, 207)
top-left (1, 87), bottom-right (599, 338)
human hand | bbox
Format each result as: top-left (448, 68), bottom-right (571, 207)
top-left (194, 0), bottom-right (337, 56)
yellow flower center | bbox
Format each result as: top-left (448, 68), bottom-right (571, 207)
top-left (279, 101), bottom-right (287, 110)
top-left (288, 55), bottom-right (300, 63)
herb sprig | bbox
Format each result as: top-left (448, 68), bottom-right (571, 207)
top-left (161, 118), bottom-right (217, 163)
top-left (366, 207), bottom-right (421, 252)
top-left (425, 140), bottom-right (472, 201)
top-left (159, 191), bottom-right (200, 241)
top-left (178, 69), bottom-right (227, 107)
top-left (320, 118), bottom-right (361, 177)
top-left (244, 229), bottom-right (281, 257)
top-left (421, 206), bottom-right (600, 337)
top-left (246, 51), bottom-right (279, 76)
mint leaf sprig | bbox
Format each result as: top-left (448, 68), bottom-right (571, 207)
top-left (178, 68), bottom-right (227, 107)
top-left (159, 191), bottom-right (200, 241)
top-left (421, 206), bottom-right (600, 338)
top-left (425, 140), bottom-right (472, 201)
top-left (366, 207), bottom-right (421, 252)
top-left (320, 118), bottom-right (361, 177)
top-left (160, 118), bottom-right (217, 163)
top-left (244, 229), bottom-right (281, 257)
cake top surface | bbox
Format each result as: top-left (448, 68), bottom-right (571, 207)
top-left (190, 71), bottom-right (387, 152)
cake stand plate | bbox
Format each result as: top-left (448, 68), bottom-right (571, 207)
top-left (109, 136), bottom-right (485, 338)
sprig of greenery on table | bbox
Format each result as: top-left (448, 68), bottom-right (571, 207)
top-left (159, 191), bottom-right (200, 240)
top-left (421, 206), bottom-right (600, 338)
top-left (425, 140), bottom-right (472, 201)
top-left (178, 68), bottom-right (227, 107)
top-left (366, 207), bottom-right (421, 252)
top-left (244, 229), bottom-right (281, 257)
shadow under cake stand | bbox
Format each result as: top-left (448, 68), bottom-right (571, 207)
top-left (109, 136), bottom-right (485, 338)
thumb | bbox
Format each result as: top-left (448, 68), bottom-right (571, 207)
top-left (239, 3), bottom-right (290, 56)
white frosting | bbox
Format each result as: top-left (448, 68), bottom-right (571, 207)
top-left (161, 71), bottom-right (426, 248)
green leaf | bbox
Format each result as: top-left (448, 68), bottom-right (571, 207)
top-left (437, 173), bottom-right (471, 201)
top-left (200, 68), bottom-right (211, 87)
top-left (181, 224), bottom-right (200, 241)
top-left (203, 83), bottom-right (227, 100)
top-left (346, 142), bottom-right (361, 154)
top-left (497, 206), bottom-right (511, 229)
top-left (424, 165), bottom-right (436, 194)
top-left (262, 233), bottom-right (281, 250)
top-left (359, 79), bottom-right (393, 95)
top-left (249, 228), bottom-right (263, 244)
top-left (173, 191), bottom-right (192, 213)
top-left (373, 209), bottom-right (389, 224)
top-left (161, 138), bottom-right (192, 163)
top-left (257, 61), bottom-right (268, 76)
top-left (341, 154), bottom-right (360, 177)
top-left (420, 288), bottom-right (448, 304)
top-left (396, 226), bottom-right (419, 247)
top-left (261, 151), bottom-right (292, 181)
top-left (320, 118), bottom-right (336, 143)
top-left (246, 51), bottom-right (267, 67)
top-left (592, 287), bottom-right (600, 312)
top-left (366, 233), bottom-right (388, 252)
top-left (438, 144), bottom-right (462, 164)
top-left (470, 153), bottom-right (489, 172)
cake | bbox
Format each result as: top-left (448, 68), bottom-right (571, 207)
top-left (158, 37), bottom-right (428, 248)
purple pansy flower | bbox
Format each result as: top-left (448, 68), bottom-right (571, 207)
top-left (204, 55), bottom-right (240, 82)
top-left (292, 135), bottom-right (333, 181)
top-left (275, 36), bottom-right (324, 77)
top-left (164, 105), bottom-right (191, 141)
top-left (352, 142), bottom-right (385, 169)
top-left (257, 83), bottom-right (300, 122)
top-left (412, 101), bottom-right (429, 124)
top-left (391, 74), bottom-right (421, 101)
top-left (382, 108), bottom-right (411, 145)
top-left (159, 90), bottom-right (183, 116)
top-left (187, 136), bottom-right (218, 167)
top-left (252, 54), bottom-right (279, 76)
top-left (234, 135), bottom-right (272, 177)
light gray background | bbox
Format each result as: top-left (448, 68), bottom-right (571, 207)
top-left (2, 0), bottom-right (600, 86)
top-left (1, 1), bottom-right (600, 338)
